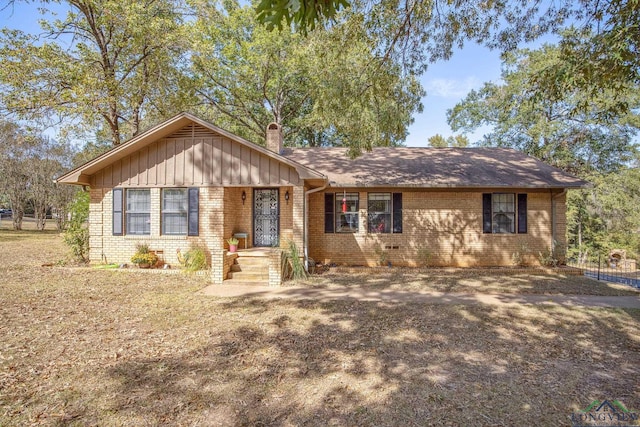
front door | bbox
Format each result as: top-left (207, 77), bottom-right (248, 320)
top-left (253, 188), bottom-right (279, 247)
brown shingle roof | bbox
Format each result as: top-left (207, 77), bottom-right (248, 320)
top-left (282, 147), bottom-right (588, 188)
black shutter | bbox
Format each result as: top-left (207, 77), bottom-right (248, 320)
top-left (482, 193), bottom-right (492, 233)
top-left (324, 193), bottom-right (334, 233)
top-left (113, 188), bottom-right (123, 236)
top-left (188, 187), bottom-right (199, 236)
top-left (392, 192), bottom-right (403, 233)
top-left (517, 193), bottom-right (527, 234)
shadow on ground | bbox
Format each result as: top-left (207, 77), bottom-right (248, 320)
top-left (107, 297), bottom-right (640, 426)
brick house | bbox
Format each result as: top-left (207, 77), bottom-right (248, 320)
top-left (57, 113), bottom-right (588, 285)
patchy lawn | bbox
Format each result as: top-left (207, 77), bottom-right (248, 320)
top-left (292, 268), bottom-right (640, 296)
top-left (1, 232), bottom-right (639, 426)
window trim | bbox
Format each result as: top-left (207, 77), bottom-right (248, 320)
top-left (483, 192), bottom-right (527, 235)
top-left (367, 192), bottom-right (396, 234)
top-left (161, 188), bottom-right (189, 236)
top-left (335, 192), bottom-right (359, 233)
top-left (492, 193), bottom-right (516, 234)
top-left (125, 188), bottom-right (151, 236)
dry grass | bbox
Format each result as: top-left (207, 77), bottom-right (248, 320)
top-left (293, 268), bottom-right (640, 296)
top-left (1, 231), bottom-right (640, 426)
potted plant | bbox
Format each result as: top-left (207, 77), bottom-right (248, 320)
top-left (131, 243), bottom-right (158, 268)
top-left (227, 237), bottom-right (239, 253)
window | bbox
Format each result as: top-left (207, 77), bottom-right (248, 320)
top-left (324, 192), bottom-right (402, 234)
top-left (492, 193), bottom-right (515, 233)
top-left (162, 188), bottom-right (188, 235)
top-left (324, 193), bottom-right (359, 233)
top-left (126, 189), bottom-right (150, 235)
top-left (367, 192), bottom-right (403, 233)
top-left (368, 193), bottom-right (391, 233)
top-left (483, 193), bottom-right (527, 234)
top-left (336, 193), bottom-right (359, 233)
top-left (112, 187), bottom-right (199, 237)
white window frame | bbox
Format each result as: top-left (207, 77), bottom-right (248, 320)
top-left (125, 189), bottom-right (151, 235)
top-left (162, 188), bottom-right (188, 235)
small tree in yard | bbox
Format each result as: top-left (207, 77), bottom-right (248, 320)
top-left (63, 191), bottom-right (90, 263)
top-left (0, 120), bottom-right (31, 230)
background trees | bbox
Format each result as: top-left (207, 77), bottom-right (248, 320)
top-left (448, 41), bottom-right (640, 260)
top-left (0, 120), bottom-right (77, 230)
top-left (448, 42), bottom-right (639, 175)
top-left (427, 134), bottom-right (469, 148)
top-left (256, 0), bottom-right (639, 96)
top-left (0, 0), bottom-right (187, 146)
top-left (186, 0), bottom-right (423, 156)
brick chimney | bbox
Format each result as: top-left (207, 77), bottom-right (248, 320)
top-left (266, 122), bottom-right (283, 154)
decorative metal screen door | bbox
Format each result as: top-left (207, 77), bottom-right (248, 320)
top-left (253, 189), bottom-right (279, 247)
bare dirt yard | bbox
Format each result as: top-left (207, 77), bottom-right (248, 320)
top-left (1, 230), bottom-right (639, 426)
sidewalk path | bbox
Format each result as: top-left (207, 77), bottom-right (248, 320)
top-left (200, 284), bottom-right (640, 309)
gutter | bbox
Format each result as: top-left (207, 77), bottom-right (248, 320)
top-left (303, 180), bottom-right (329, 272)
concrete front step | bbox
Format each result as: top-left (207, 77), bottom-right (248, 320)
top-left (227, 271), bottom-right (269, 281)
top-left (235, 248), bottom-right (278, 257)
top-left (233, 258), bottom-right (270, 268)
top-left (227, 248), bottom-right (277, 283)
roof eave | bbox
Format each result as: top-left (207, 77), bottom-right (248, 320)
top-left (325, 183), bottom-right (589, 189)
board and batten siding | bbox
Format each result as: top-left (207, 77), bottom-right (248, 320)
top-left (89, 125), bottom-right (302, 188)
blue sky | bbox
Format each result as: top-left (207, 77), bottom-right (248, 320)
top-left (0, 2), bottom-right (504, 147)
top-left (405, 44), bottom-right (502, 147)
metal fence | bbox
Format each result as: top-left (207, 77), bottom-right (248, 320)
top-left (568, 256), bottom-right (640, 289)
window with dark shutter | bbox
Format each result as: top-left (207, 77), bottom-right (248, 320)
top-left (335, 193), bottom-right (359, 233)
top-left (113, 188), bottom-right (123, 236)
top-left (392, 192), bottom-right (403, 233)
top-left (125, 189), bottom-right (151, 235)
top-left (368, 193), bottom-right (391, 233)
top-left (324, 193), bottom-right (334, 233)
top-left (517, 193), bottom-right (527, 234)
top-left (188, 187), bottom-right (199, 236)
top-left (482, 193), bottom-right (492, 234)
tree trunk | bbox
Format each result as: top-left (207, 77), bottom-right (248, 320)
top-left (12, 210), bottom-right (23, 230)
top-left (577, 219), bottom-right (583, 262)
top-left (35, 215), bottom-right (46, 231)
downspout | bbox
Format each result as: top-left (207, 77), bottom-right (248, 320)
top-left (551, 189), bottom-right (568, 253)
top-left (304, 180), bottom-right (328, 272)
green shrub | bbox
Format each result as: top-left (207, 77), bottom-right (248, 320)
top-left (131, 252), bottom-right (158, 266)
top-left (512, 243), bottom-right (530, 267)
top-left (538, 247), bottom-right (559, 267)
top-left (63, 191), bottom-right (90, 263)
top-left (183, 245), bottom-right (208, 272)
top-left (282, 240), bottom-right (307, 280)
top-left (63, 225), bottom-right (89, 262)
top-left (416, 245), bottom-right (433, 267)
top-left (131, 243), bottom-right (158, 266)
top-left (374, 244), bottom-right (388, 266)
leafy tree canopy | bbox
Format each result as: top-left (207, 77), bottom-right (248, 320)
top-left (0, 0), bottom-right (187, 145)
top-left (447, 41), bottom-right (639, 175)
top-left (186, 0), bottom-right (424, 156)
top-left (427, 134), bottom-right (468, 148)
top-left (256, 0), bottom-right (639, 108)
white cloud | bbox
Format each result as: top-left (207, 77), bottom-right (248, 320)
top-left (425, 77), bottom-right (482, 99)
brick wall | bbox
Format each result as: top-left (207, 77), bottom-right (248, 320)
top-left (90, 187), bottom-right (224, 268)
top-left (88, 185), bottom-right (303, 285)
top-left (308, 189), bottom-right (567, 267)
top-left (223, 187), bottom-right (253, 249)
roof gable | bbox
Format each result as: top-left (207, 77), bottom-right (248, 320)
top-left (57, 113), bottom-right (324, 186)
